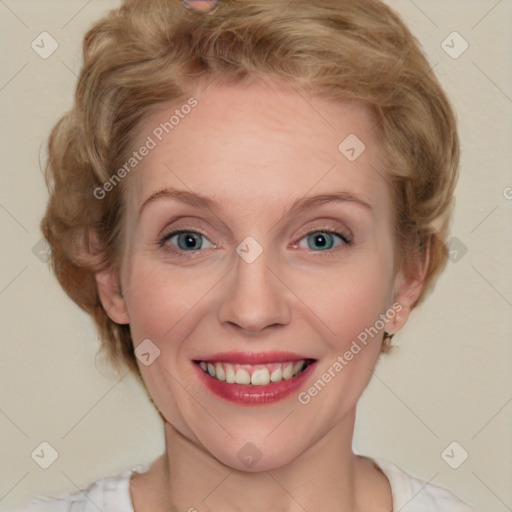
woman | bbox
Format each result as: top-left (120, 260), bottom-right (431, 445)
top-left (15, 0), bottom-right (477, 510)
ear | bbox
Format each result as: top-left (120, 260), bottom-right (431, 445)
top-left (88, 228), bottom-right (130, 325)
top-left (387, 245), bottom-right (430, 334)
top-left (95, 266), bottom-right (130, 325)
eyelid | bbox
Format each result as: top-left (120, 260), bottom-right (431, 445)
top-left (159, 228), bottom-right (216, 246)
top-left (292, 220), bottom-right (353, 245)
top-left (157, 217), bottom-right (219, 250)
top-left (291, 230), bottom-right (347, 254)
top-left (157, 219), bottom-right (353, 255)
top-left (159, 219), bottom-right (214, 240)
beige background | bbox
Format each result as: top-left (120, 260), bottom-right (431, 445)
top-left (0, 1), bottom-right (511, 510)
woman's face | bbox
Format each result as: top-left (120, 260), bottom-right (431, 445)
top-left (99, 80), bottom-right (418, 471)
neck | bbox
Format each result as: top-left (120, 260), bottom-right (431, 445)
top-left (130, 408), bottom-right (391, 512)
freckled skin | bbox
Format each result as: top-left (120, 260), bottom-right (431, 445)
top-left (96, 80), bottom-right (422, 512)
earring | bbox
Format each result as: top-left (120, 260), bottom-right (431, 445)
top-left (383, 331), bottom-right (395, 344)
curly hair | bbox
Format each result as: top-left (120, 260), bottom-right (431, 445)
top-left (41, 0), bottom-right (459, 379)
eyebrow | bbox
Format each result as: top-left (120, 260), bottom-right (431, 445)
top-left (138, 187), bottom-right (373, 220)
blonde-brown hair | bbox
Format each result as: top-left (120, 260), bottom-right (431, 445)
top-left (41, 0), bottom-right (459, 378)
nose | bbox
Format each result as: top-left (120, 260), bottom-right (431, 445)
top-left (217, 249), bottom-right (292, 335)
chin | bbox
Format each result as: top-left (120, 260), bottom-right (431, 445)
top-left (210, 440), bottom-right (304, 473)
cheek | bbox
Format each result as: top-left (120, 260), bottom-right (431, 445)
top-left (124, 255), bottom-right (218, 342)
top-left (135, 360), bottom-right (201, 444)
top-left (291, 254), bottom-right (394, 349)
top-left (293, 259), bottom-right (394, 415)
top-left (123, 257), bottom-right (210, 439)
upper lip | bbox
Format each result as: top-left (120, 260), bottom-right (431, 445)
top-left (193, 351), bottom-right (316, 365)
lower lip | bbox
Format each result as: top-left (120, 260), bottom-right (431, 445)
top-left (193, 362), bottom-right (316, 405)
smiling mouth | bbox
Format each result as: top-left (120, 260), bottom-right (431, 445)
top-left (194, 359), bottom-right (315, 386)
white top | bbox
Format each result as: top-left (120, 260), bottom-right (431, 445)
top-left (9, 458), bottom-right (478, 511)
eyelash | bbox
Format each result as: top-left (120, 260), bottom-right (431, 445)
top-left (157, 225), bottom-right (353, 257)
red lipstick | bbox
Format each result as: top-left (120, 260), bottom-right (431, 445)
top-left (192, 352), bottom-right (316, 405)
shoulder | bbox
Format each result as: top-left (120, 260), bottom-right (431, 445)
top-left (374, 457), bottom-right (478, 512)
top-left (8, 465), bottom-right (150, 512)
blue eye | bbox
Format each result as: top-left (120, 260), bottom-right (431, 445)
top-left (299, 231), bottom-right (348, 251)
top-left (159, 228), bottom-right (350, 256)
top-left (160, 230), bottom-right (216, 252)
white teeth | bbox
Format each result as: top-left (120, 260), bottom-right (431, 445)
top-left (225, 363), bottom-right (236, 383)
top-left (235, 368), bottom-right (251, 385)
top-left (282, 362), bottom-right (294, 380)
top-left (251, 368), bottom-right (271, 386)
top-left (270, 367), bottom-right (283, 382)
top-left (293, 360), bottom-right (305, 374)
top-left (215, 362), bottom-right (226, 381)
top-left (198, 360), bottom-right (309, 385)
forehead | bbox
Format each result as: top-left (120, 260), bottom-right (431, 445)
top-left (126, 79), bottom-right (387, 218)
